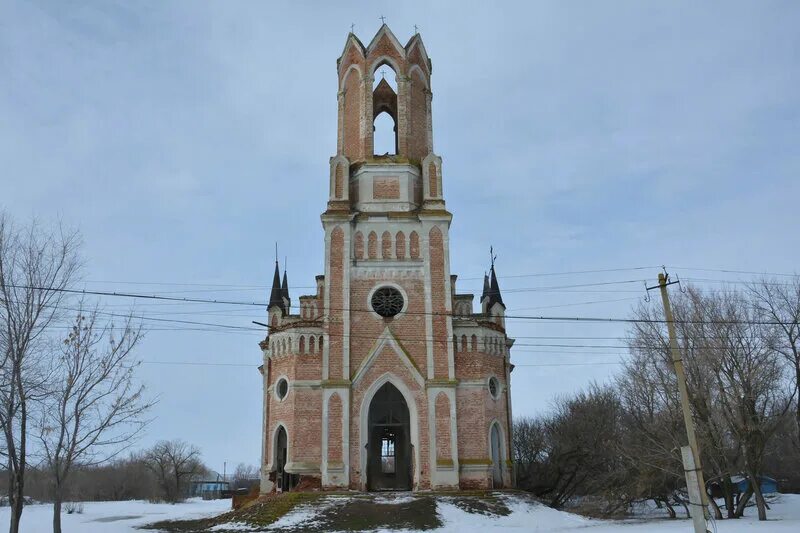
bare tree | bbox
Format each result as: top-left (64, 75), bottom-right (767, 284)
top-left (0, 214), bottom-right (80, 533)
top-left (232, 463), bottom-right (259, 490)
top-left (749, 277), bottom-right (800, 449)
top-left (38, 305), bottom-right (154, 533)
top-left (143, 440), bottom-right (204, 503)
top-left (700, 290), bottom-right (791, 521)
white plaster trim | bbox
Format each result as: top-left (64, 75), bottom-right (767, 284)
top-left (322, 227), bottom-right (332, 380)
top-left (351, 328), bottom-right (425, 388)
top-left (366, 25), bottom-right (406, 64)
top-left (407, 64), bottom-right (429, 89)
top-left (488, 419), bottom-right (507, 487)
top-left (291, 380), bottom-right (322, 389)
top-left (340, 63), bottom-right (363, 90)
top-left (426, 387), bottom-right (460, 487)
top-left (358, 372), bottom-right (420, 491)
top-left (338, 34), bottom-right (366, 76)
top-left (488, 375), bottom-right (501, 400)
top-left (422, 223), bottom-right (434, 379)
top-left (267, 422), bottom-right (289, 473)
top-left (273, 375), bottom-right (290, 402)
top-left (343, 226), bottom-right (351, 380)
top-left (322, 387), bottom-right (351, 486)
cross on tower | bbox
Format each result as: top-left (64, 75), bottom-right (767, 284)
top-left (379, 15), bottom-right (386, 24)
top-left (414, 24), bottom-right (419, 34)
top-left (350, 23), bottom-right (355, 33)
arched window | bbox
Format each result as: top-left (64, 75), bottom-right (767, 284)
top-left (471, 334), bottom-right (478, 352)
top-left (373, 112), bottom-right (396, 155)
top-left (409, 232), bottom-right (420, 259)
top-left (373, 64), bottom-right (398, 156)
top-left (354, 231), bottom-right (364, 260)
top-left (299, 336), bottom-right (305, 354)
top-left (395, 232), bottom-right (406, 259)
top-left (381, 231), bottom-right (392, 259)
top-left (309, 335), bottom-right (316, 354)
top-left (461, 335), bottom-right (467, 353)
top-left (368, 232), bottom-right (378, 259)
top-left (318, 336), bottom-right (324, 352)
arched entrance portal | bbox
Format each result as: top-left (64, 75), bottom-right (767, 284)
top-left (274, 426), bottom-right (297, 491)
top-left (367, 382), bottom-right (412, 490)
top-left (490, 423), bottom-right (503, 488)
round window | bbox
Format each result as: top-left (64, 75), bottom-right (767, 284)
top-left (488, 377), bottom-right (500, 399)
top-left (371, 287), bottom-right (404, 318)
top-left (276, 378), bottom-right (289, 400)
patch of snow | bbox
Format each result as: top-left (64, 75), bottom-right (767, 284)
top-left (265, 496), bottom-right (351, 531)
top-left (0, 497), bottom-right (231, 533)
top-left (373, 494), bottom-right (416, 505)
top-left (209, 521), bottom-right (259, 531)
top-left (4, 493), bottom-right (800, 532)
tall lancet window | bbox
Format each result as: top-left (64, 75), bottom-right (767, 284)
top-left (373, 64), bottom-right (398, 155)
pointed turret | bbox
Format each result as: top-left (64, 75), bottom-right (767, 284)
top-left (268, 261), bottom-right (285, 314)
top-left (281, 268), bottom-right (291, 312)
top-left (488, 264), bottom-right (505, 308)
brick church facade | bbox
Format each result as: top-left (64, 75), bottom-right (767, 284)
top-left (259, 25), bottom-right (514, 492)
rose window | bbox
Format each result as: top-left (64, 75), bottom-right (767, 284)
top-left (371, 287), bottom-right (404, 318)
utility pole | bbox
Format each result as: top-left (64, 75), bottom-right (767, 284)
top-left (649, 272), bottom-right (709, 533)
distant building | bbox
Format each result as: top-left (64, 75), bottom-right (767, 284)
top-left (189, 479), bottom-right (230, 499)
top-left (730, 475), bottom-right (778, 495)
top-left (259, 24), bottom-right (514, 493)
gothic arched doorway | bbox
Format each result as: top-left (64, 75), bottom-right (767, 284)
top-left (490, 423), bottom-right (503, 488)
top-left (367, 382), bottom-right (412, 490)
top-left (274, 426), bottom-right (296, 491)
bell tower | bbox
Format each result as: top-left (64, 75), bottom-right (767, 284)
top-left (260, 24), bottom-right (513, 495)
top-left (327, 24), bottom-right (444, 214)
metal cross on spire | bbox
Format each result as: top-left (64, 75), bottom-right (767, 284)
top-left (414, 24), bottom-right (419, 34)
top-left (490, 246), bottom-right (497, 268)
top-left (379, 15), bottom-right (387, 24)
top-left (350, 23), bottom-right (355, 33)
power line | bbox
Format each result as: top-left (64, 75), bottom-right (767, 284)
top-left (136, 359), bottom-right (623, 369)
top-left (6, 283), bottom-right (794, 326)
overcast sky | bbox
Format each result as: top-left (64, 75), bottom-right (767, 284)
top-left (2, 1), bottom-right (799, 473)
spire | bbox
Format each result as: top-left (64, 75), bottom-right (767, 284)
top-left (281, 263), bottom-right (290, 311)
top-left (481, 273), bottom-right (490, 303)
top-left (489, 263), bottom-right (504, 308)
top-left (268, 261), bottom-right (284, 313)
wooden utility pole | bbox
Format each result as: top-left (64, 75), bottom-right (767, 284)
top-left (652, 272), bottom-right (709, 533)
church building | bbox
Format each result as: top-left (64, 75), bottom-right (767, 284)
top-left (259, 25), bottom-right (514, 492)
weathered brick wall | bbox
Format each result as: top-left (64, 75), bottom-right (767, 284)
top-left (342, 69), bottom-right (362, 161)
top-left (292, 388), bottom-right (323, 463)
top-left (455, 387), bottom-right (487, 460)
top-left (328, 227), bottom-right (345, 380)
top-left (435, 392), bottom-right (452, 461)
top-left (348, 278), bottom-right (428, 376)
top-left (327, 392), bottom-right (343, 465)
top-left (428, 227), bottom-right (449, 378)
top-left (409, 69), bottom-right (429, 161)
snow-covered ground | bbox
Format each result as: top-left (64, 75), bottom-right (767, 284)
top-left (1, 493), bottom-right (799, 532)
top-left (0, 497), bottom-right (231, 533)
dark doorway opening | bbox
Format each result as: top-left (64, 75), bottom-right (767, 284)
top-left (367, 383), bottom-right (412, 490)
top-left (275, 426), bottom-right (298, 491)
top-left (490, 423), bottom-right (503, 488)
